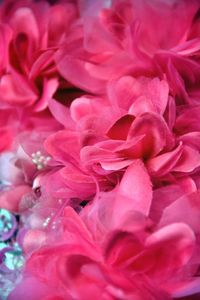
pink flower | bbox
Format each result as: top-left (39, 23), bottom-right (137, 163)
top-left (40, 75), bottom-right (200, 208)
top-left (72, 76), bottom-right (200, 180)
top-left (0, 0), bottom-right (78, 110)
top-left (9, 167), bottom-right (200, 299)
top-left (0, 108), bottom-right (63, 212)
top-left (1, 2), bottom-right (200, 299)
top-left (55, 0), bottom-right (200, 94)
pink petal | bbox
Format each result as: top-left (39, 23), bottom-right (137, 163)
top-left (147, 143), bottom-right (183, 176)
top-left (100, 159), bottom-right (133, 171)
top-left (169, 278), bottom-right (200, 298)
top-left (48, 98), bottom-right (75, 129)
top-left (150, 177), bottom-right (196, 224)
top-left (133, 0), bottom-right (198, 55)
top-left (8, 277), bottom-right (56, 300)
top-left (83, 15), bottom-right (121, 53)
top-left (0, 185), bottom-right (32, 213)
top-left (55, 49), bottom-right (106, 94)
top-left (70, 96), bottom-right (108, 123)
top-left (171, 38), bottom-right (200, 56)
top-left (107, 76), bottom-right (141, 111)
top-left (60, 164), bottom-right (96, 198)
top-left (158, 191), bottom-right (200, 234)
top-left (23, 229), bottom-right (47, 253)
top-left (173, 145), bottom-right (200, 173)
top-left (44, 130), bottom-right (80, 164)
top-left (115, 160), bottom-right (152, 218)
top-left (178, 132), bottom-right (200, 151)
top-left (10, 7), bottom-right (39, 43)
top-left (129, 78), bottom-right (169, 116)
top-left (34, 78), bottom-right (58, 112)
top-left (80, 143), bottom-right (119, 170)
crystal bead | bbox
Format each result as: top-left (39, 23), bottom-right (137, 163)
top-left (3, 247), bottom-right (24, 271)
top-left (0, 209), bottom-right (17, 242)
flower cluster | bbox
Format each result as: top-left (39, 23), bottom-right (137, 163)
top-left (0, 0), bottom-right (200, 299)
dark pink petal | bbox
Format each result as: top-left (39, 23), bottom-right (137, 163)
top-left (127, 113), bottom-right (174, 158)
top-left (48, 3), bottom-right (77, 45)
top-left (106, 114), bottom-right (135, 140)
top-left (104, 231), bottom-right (143, 268)
top-left (0, 24), bottom-right (12, 74)
top-left (144, 223), bottom-right (195, 275)
top-left (0, 72), bottom-right (37, 105)
top-left (175, 106), bottom-right (200, 134)
top-left (0, 128), bottom-right (13, 153)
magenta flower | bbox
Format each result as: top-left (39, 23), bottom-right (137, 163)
top-left (0, 1), bottom-right (200, 299)
top-left (0, 0), bottom-right (78, 110)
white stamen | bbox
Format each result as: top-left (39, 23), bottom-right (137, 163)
top-left (31, 151), bottom-right (51, 170)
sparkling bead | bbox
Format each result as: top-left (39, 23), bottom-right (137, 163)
top-left (0, 209), bottom-right (17, 242)
top-left (3, 247), bottom-right (24, 271)
top-left (43, 217), bottom-right (50, 227)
